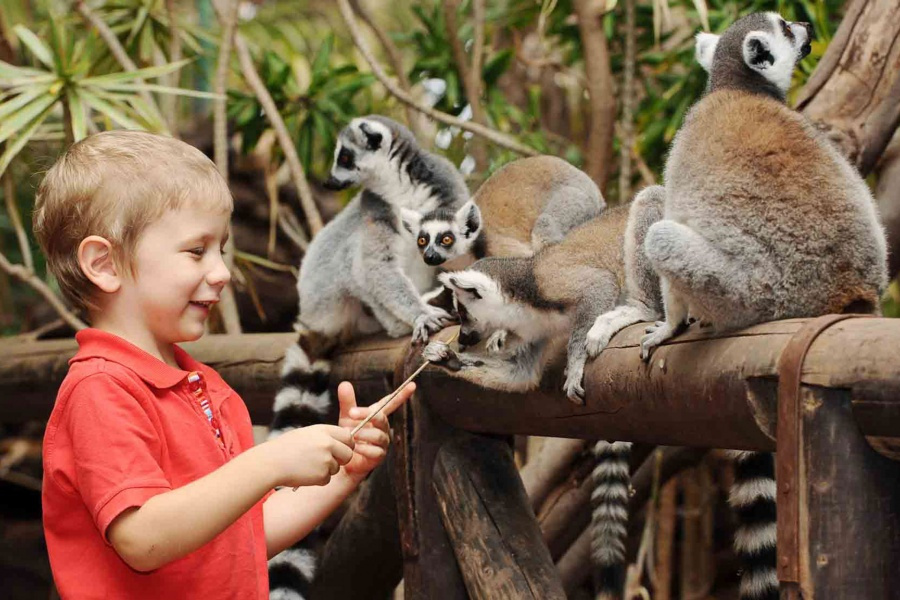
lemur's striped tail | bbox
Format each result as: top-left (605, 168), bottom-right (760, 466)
top-left (729, 451), bottom-right (778, 600)
top-left (590, 441), bottom-right (632, 600)
top-left (267, 329), bottom-right (337, 599)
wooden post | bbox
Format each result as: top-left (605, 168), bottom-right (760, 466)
top-left (794, 386), bottom-right (900, 597)
top-left (433, 434), bottom-right (567, 599)
top-left (389, 351), bottom-right (469, 598)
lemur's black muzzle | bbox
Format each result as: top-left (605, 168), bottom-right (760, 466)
top-left (423, 250), bottom-right (445, 266)
top-left (458, 329), bottom-right (481, 348)
top-left (323, 176), bottom-right (352, 190)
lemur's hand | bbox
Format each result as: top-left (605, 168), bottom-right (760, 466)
top-left (640, 321), bottom-right (672, 361)
top-left (412, 306), bottom-right (453, 344)
top-left (422, 341), bottom-right (462, 371)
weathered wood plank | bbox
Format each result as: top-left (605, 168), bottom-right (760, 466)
top-left (433, 434), bottom-right (566, 600)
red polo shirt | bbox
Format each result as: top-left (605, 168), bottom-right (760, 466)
top-left (42, 329), bottom-right (271, 599)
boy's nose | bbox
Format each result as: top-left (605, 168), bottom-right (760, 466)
top-left (207, 254), bottom-right (232, 287)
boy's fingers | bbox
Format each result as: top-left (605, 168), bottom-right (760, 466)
top-left (332, 440), bottom-right (355, 465)
top-left (336, 381), bottom-right (357, 418)
top-left (353, 445), bottom-right (386, 460)
top-left (352, 428), bottom-right (390, 447)
top-left (327, 424), bottom-right (355, 449)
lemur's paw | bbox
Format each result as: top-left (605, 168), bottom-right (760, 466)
top-left (585, 316), bottom-right (615, 358)
top-left (412, 306), bottom-right (454, 344)
top-left (640, 322), bottom-right (673, 361)
top-left (422, 341), bottom-right (461, 371)
top-left (564, 360), bottom-right (586, 404)
top-left (485, 330), bottom-right (508, 354)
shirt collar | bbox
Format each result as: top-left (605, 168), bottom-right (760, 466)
top-left (71, 328), bottom-right (209, 390)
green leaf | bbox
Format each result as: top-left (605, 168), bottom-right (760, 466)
top-left (0, 84), bottom-right (53, 122)
top-left (0, 60), bottom-right (52, 81)
top-left (79, 89), bottom-right (145, 130)
top-left (0, 92), bottom-right (58, 146)
top-left (482, 49), bottom-right (513, 86)
top-left (102, 83), bottom-right (224, 99)
top-left (66, 88), bottom-right (88, 142)
top-left (0, 103), bottom-right (54, 178)
top-left (81, 58), bottom-right (193, 86)
top-left (13, 25), bottom-right (55, 70)
top-left (311, 34), bottom-right (333, 81)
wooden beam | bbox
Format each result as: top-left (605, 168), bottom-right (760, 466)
top-left (3, 319), bottom-right (900, 453)
top-left (433, 434), bottom-right (566, 599)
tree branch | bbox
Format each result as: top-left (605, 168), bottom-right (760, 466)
top-left (573, 0), bottom-right (616, 191)
top-left (3, 172), bottom-right (32, 272)
top-left (336, 0), bottom-right (538, 157)
top-left (163, 0), bottom-right (183, 132)
top-left (349, 0), bottom-right (424, 139)
top-left (619, 0), bottom-right (636, 201)
top-left (0, 253), bottom-right (86, 331)
top-left (232, 32), bottom-right (324, 235)
top-left (73, 0), bottom-right (166, 130)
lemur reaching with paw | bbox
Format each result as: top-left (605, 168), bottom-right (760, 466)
top-left (623, 13), bottom-right (885, 600)
top-left (267, 116), bottom-right (468, 598)
top-left (424, 190), bottom-right (662, 600)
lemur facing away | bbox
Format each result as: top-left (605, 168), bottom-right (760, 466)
top-left (616, 13), bottom-right (884, 600)
top-left (267, 116), bottom-right (468, 599)
top-left (402, 155), bottom-right (605, 352)
top-left (423, 190), bottom-right (663, 600)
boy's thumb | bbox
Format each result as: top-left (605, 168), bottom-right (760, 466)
top-left (336, 381), bottom-right (357, 414)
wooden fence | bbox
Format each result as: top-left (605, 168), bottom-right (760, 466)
top-left (2, 316), bottom-right (899, 598)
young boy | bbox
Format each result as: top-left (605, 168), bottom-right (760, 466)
top-left (34, 130), bottom-right (414, 599)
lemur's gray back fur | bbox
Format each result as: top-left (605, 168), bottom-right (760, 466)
top-left (268, 115), bottom-right (468, 599)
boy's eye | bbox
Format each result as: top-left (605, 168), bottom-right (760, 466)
top-left (188, 247), bottom-right (204, 257)
top-left (441, 235), bottom-right (454, 246)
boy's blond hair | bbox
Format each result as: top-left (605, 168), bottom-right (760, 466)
top-left (33, 130), bottom-right (233, 315)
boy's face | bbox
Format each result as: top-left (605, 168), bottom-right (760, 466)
top-left (119, 204), bottom-right (232, 347)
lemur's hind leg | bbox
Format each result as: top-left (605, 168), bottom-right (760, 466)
top-left (422, 338), bottom-right (549, 392)
top-left (641, 219), bottom-right (762, 359)
top-left (586, 185), bottom-right (665, 358)
top-left (531, 180), bottom-right (604, 251)
top-left (564, 273), bottom-right (620, 404)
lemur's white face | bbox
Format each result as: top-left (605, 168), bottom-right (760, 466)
top-left (324, 118), bottom-right (394, 190)
top-left (401, 201), bottom-right (482, 266)
top-left (439, 270), bottom-right (513, 347)
top-left (695, 12), bottom-right (812, 96)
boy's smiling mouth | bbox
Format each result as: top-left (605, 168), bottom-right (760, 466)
top-left (190, 300), bottom-right (217, 309)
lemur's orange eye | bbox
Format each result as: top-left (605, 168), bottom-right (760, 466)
top-left (417, 236), bottom-right (427, 247)
top-left (441, 235), bottom-right (454, 246)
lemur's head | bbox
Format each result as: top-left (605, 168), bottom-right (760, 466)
top-left (324, 116), bottom-right (407, 190)
top-left (438, 269), bottom-right (507, 347)
top-left (401, 200), bottom-right (482, 266)
top-left (696, 12), bottom-right (812, 100)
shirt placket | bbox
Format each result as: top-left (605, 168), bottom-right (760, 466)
top-left (186, 372), bottom-right (230, 457)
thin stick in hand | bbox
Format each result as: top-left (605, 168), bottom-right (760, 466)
top-left (350, 330), bottom-right (459, 436)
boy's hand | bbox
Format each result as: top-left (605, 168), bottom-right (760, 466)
top-left (337, 381), bottom-right (416, 480)
top-left (264, 424), bottom-right (355, 488)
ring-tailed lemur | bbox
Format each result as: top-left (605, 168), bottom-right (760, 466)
top-left (599, 13), bottom-right (884, 600)
top-left (402, 155), bottom-right (605, 353)
top-left (268, 116), bottom-right (469, 599)
top-left (423, 190), bottom-right (663, 600)
top-left (400, 155), bottom-right (605, 268)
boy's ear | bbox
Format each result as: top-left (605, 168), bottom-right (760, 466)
top-left (78, 236), bottom-right (121, 294)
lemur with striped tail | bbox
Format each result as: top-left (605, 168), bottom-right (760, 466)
top-left (267, 116), bottom-right (469, 598)
top-left (588, 13), bottom-right (886, 600)
top-left (423, 186), bottom-right (664, 600)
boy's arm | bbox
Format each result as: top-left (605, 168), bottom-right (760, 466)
top-left (108, 424), bottom-right (354, 572)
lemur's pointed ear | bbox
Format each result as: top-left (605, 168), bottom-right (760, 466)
top-left (400, 208), bottom-right (421, 235)
top-left (455, 200), bottom-right (481, 238)
top-left (743, 33), bottom-right (775, 71)
top-left (359, 122), bottom-right (383, 151)
top-left (440, 272), bottom-right (484, 300)
top-left (695, 32), bottom-right (720, 72)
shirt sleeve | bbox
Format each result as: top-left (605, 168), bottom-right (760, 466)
top-left (63, 373), bottom-right (172, 541)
